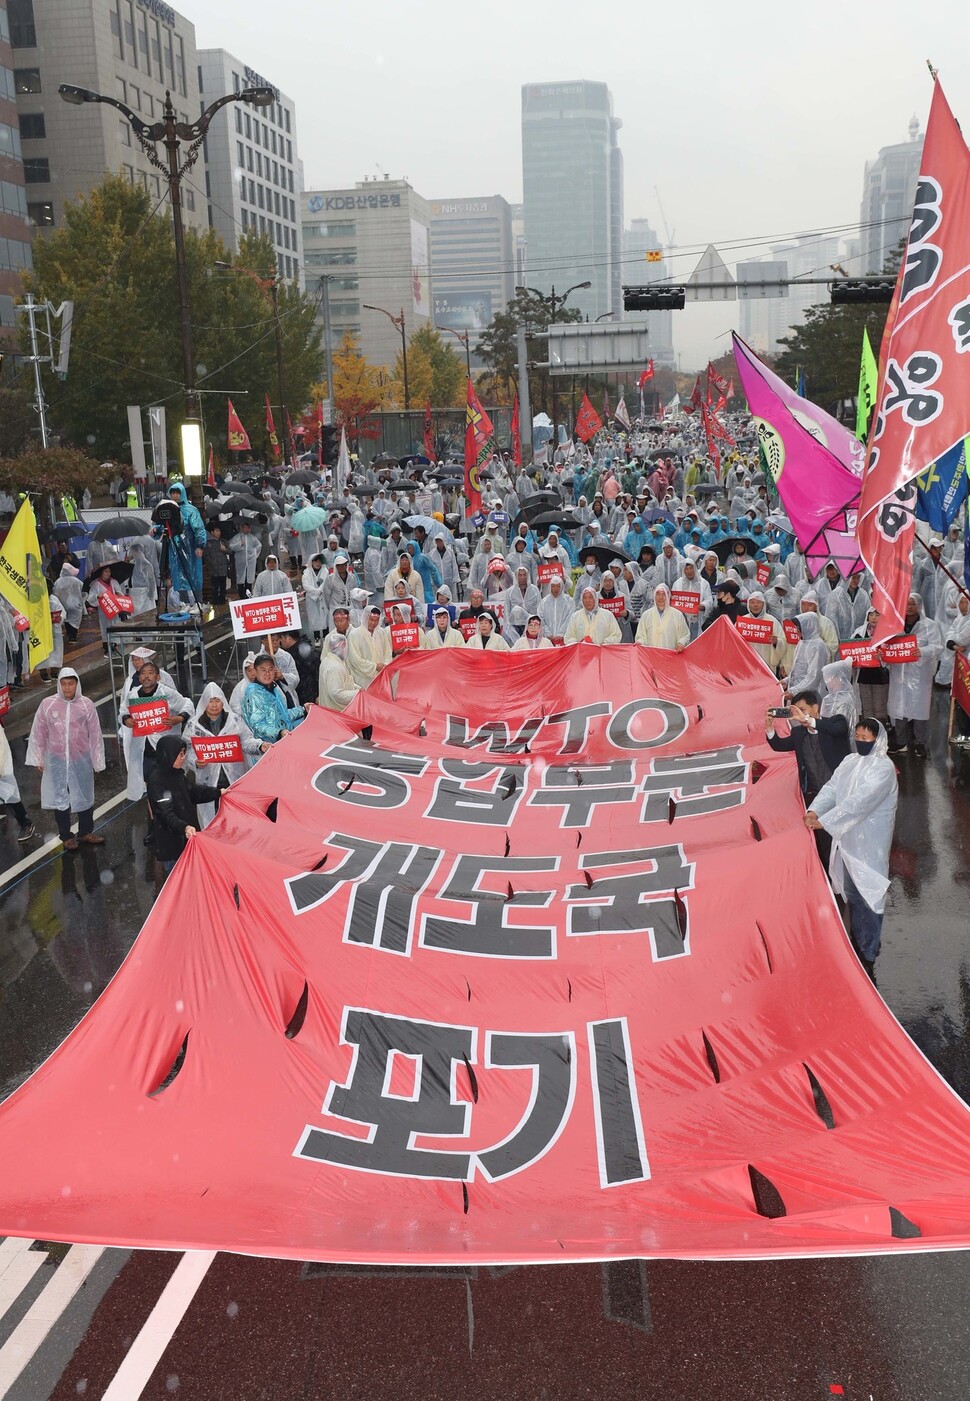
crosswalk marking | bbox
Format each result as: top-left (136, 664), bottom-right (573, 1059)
top-left (0, 1239), bottom-right (45, 1326)
top-left (0, 1243), bottom-right (105, 1394)
top-left (100, 1251), bottom-right (216, 1401)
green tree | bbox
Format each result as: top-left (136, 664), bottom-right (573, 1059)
top-left (389, 325), bottom-right (465, 408)
top-left (477, 289), bottom-right (582, 414)
top-left (774, 303), bottom-right (889, 415)
top-left (25, 175), bottom-right (323, 461)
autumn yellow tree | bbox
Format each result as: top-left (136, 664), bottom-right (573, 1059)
top-left (388, 326), bottom-right (465, 408)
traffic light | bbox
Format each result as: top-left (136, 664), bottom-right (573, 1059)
top-left (830, 279), bottom-right (895, 305)
top-left (623, 286), bottom-right (687, 311)
top-left (321, 425), bottom-right (339, 465)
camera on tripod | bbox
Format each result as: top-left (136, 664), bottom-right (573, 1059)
top-left (151, 499), bottom-right (184, 535)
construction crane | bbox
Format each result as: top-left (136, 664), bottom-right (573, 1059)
top-left (654, 187), bottom-right (676, 252)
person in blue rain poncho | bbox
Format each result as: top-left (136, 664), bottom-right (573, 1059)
top-left (154, 483), bottom-right (206, 603)
top-left (242, 653), bottom-right (306, 743)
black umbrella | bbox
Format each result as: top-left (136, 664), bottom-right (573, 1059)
top-left (399, 454), bottom-right (430, 468)
top-left (576, 542), bottom-right (632, 570)
top-left (285, 469), bottom-right (320, 487)
top-left (519, 490), bottom-right (563, 520)
top-left (51, 523), bottom-right (82, 542)
top-left (385, 477), bottom-right (420, 491)
top-left (694, 483), bottom-right (721, 498)
top-left (711, 536), bottom-right (760, 565)
top-left (372, 452), bottom-right (398, 468)
top-left (219, 493), bottom-right (268, 514)
top-left (437, 477), bottom-right (463, 489)
top-left (89, 514), bottom-right (152, 541)
top-left (528, 510), bottom-right (584, 532)
top-left (82, 560), bottom-right (134, 590)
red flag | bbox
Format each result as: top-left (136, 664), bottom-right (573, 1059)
top-left (726, 379), bottom-right (736, 400)
top-left (511, 395), bottom-right (522, 467)
top-left (575, 392), bottom-right (603, 444)
top-left (423, 401), bottom-right (435, 462)
top-left (955, 650), bottom-right (970, 721)
top-left (707, 362), bottom-right (731, 395)
top-left (858, 80), bottom-right (970, 642)
top-left (603, 387), bottom-right (611, 421)
top-left (714, 394), bottom-right (727, 414)
top-left (637, 360), bottom-right (655, 390)
top-left (265, 394), bottom-right (280, 462)
top-left (207, 445), bottom-right (216, 488)
top-left (227, 399), bottom-right (250, 452)
top-left (683, 376), bottom-right (703, 415)
top-left (463, 378), bottom-right (493, 517)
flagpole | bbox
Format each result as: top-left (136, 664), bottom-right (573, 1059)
top-left (913, 533), bottom-right (970, 604)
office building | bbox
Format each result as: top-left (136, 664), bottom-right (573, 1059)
top-left (521, 80), bottom-right (623, 321)
top-left (737, 233), bottom-right (842, 355)
top-left (622, 218), bottom-right (674, 368)
top-left (429, 195), bottom-right (514, 360)
top-left (302, 178), bottom-right (432, 369)
top-left (198, 49), bottom-right (303, 284)
top-left (0, 0), bottom-right (30, 340)
top-left (10, 0), bottom-right (206, 233)
top-left (860, 118), bottom-right (923, 274)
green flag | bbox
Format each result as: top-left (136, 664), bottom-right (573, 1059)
top-left (856, 327), bottom-right (878, 441)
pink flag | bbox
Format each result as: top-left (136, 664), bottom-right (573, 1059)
top-left (732, 334), bottom-right (863, 577)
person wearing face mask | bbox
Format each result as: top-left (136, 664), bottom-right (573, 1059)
top-left (805, 719), bottom-right (898, 977)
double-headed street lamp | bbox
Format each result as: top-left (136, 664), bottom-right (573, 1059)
top-left (59, 80), bottom-right (275, 480)
top-left (517, 280), bottom-right (592, 448)
top-left (362, 304), bottom-right (409, 410)
top-left (215, 260), bottom-right (291, 467)
top-left (441, 326), bottom-right (472, 377)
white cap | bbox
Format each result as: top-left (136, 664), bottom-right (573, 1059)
top-left (334, 553), bottom-right (349, 565)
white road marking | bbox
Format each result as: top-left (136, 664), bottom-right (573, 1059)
top-left (0, 1239), bottom-right (45, 1325)
top-left (100, 1251), bottom-right (216, 1401)
top-left (0, 1244), bottom-right (105, 1394)
top-left (0, 790), bottom-right (131, 890)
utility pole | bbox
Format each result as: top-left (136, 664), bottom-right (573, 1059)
top-left (321, 275), bottom-right (335, 425)
top-left (23, 292), bottom-right (50, 449)
top-left (516, 319), bottom-right (531, 465)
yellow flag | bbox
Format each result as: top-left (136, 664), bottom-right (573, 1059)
top-left (0, 499), bottom-right (53, 668)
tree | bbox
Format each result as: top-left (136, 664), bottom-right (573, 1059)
top-left (477, 289), bottom-right (582, 415)
top-left (0, 447), bottom-right (106, 519)
top-left (25, 175), bottom-right (323, 461)
top-left (389, 326), bottom-right (465, 408)
top-left (774, 303), bottom-right (889, 415)
top-left (304, 332), bottom-right (389, 448)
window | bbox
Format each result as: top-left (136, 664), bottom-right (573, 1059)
top-left (9, 0), bottom-right (38, 48)
top-left (185, 187), bottom-right (195, 211)
top-left (271, 130), bottom-right (277, 155)
top-left (19, 113), bottom-right (44, 140)
top-left (246, 147), bottom-right (253, 172)
top-left (145, 93), bottom-right (154, 117)
top-left (119, 121), bottom-right (131, 148)
top-left (274, 191), bottom-right (281, 216)
top-left (0, 236), bottom-right (33, 270)
top-left (14, 67), bottom-right (41, 94)
top-left (272, 160), bottom-right (278, 186)
top-left (150, 19), bottom-right (161, 77)
top-left (24, 157), bottom-right (49, 183)
top-left (175, 37), bottom-right (186, 96)
top-left (286, 139), bottom-right (292, 164)
top-left (232, 71), bottom-right (240, 93)
top-left (138, 12), bottom-right (150, 63)
top-left (257, 184), bottom-right (264, 209)
top-left (331, 300), bottom-right (360, 316)
top-left (248, 178), bottom-right (255, 204)
top-left (288, 170), bottom-right (294, 193)
top-left (0, 296), bottom-right (17, 327)
top-left (283, 225), bottom-right (290, 249)
top-left (0, 68), bottom-right (16, 101)
top-left (116, 77), bottom-right (127, 103)
top-left (235, 107), bottom-right (242, 134)
top-left (276, 221), bottom-right (282, 244)
top-left (1, 181), bottom-right (27, 216)
top-left (0, 124), bottom-right (23, 160)
top-left (152, 175), bottom-right (161, 199)
top-left (27, 201), bottom-right (54, 227)
top-left (262, 123), bottom-right (268, 146)
top-left (289, 198), bottom-right (295, 221)
top-left (237, 140), bottom-right (245, 166)
top-left (244, 113), bottom-right (251, 140)
top-left (123, 1), bottom-right (135, 61)
top-left (123, 163), bottom-right (135, 184)
top-left (0, 8), bottom-right (8, 43)
top-left (285, 108), bottom-right (291, 133)
top-left (241, 208), bottom-right (248, 228)
top-left (129, 84), bottom-right (140, 110)
top-left (255, 151), bottom-right (262, 177)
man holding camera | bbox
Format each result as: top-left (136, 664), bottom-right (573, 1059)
top-left (765, 691), bottom-right (852, 866)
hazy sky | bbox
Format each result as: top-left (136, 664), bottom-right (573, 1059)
top-left (188, 0), bottom-right (968, 367)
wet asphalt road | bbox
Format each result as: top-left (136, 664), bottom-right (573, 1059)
top-left (0, 678), bottom-right (969, 1400)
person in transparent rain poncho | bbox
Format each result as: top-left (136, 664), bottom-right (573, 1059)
top-left (25, 667), bottom-right (105, 850)
top-left (785, 611), bottom-right (829, 699)
top-left (183, 681), bottom-right (267, 828)
top-left (820, 659), bottom-right (859, 746)
top-left (806, 719), bottom-right (898, 976)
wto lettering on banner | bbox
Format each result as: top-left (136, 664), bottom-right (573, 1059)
top-left (735, 616), bottom-right (775, 645)
top-left (670, 591), bottom-right (700, 616)
top-left (755, 562), bottom-right (771, 586)
top-left (783, 619), bottom-right (801, 645)
top-left (191, 735), bottom-right (244, 766)
top-left (0, 685), bottom-right (9, 717)
top-left (229, 593), bottom-right (300, 640)
top-left (598, 596), bottom-right (626, 617)
top-left (98, 590), bottom-right (135, 620)
top-left (128, 698), bottom-right (170, 737)
top-left (839, 639), bottom-right (879, 668)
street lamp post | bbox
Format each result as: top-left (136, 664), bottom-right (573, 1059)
top-left (59, 80), bottom-right (275, 482)
top-left (362, 303), bottom-right (408, 410)
top-left (442, 326), bottom-right (472, 377)
top-left (215, 260), bottom-right (291, 467)
top-left (517, 280), bottom-right (591, 451)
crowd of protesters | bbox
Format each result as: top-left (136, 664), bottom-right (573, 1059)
top-left (4, 406), bottom-right (968, 969)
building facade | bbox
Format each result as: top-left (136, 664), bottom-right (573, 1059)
top-left (0, 0), bottom-right (30, 341)
top-left (198, 49), bottom-right (302, 284)
top-left (737, 233), bottom-right (843, 355)
top-left (521, 80), bottom-right (623, 322)
top-left (10, 0), bottom-right (206, 234)
top-left (859, 117), bottom-right (923, 273)
top-left (301, 178), bottom-right (432, 369)
top-left (622, 217), bottom-right (674, 368)
top-left (429, 195), bottom-right (513, 362)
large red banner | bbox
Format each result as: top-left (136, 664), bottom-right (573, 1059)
top-left (2, 623), bottom-right (970, 1263)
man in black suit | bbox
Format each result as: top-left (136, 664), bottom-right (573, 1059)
top-left (765, 689), bottom-right (852, 867)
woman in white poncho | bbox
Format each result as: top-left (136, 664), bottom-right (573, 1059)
top-left (184, 681), bottom-right (267, 828)
top-left (26, 667), bottom-right (105, 847)
top-left (634, 584), bottom-right (689, 651)
top-left (785, 611), bottom-right (830, 699)
top-left (511, 614), bottom-right (553, 651)
top-left (564, 587), bottom-right (622, 645)
top-left (820, 659), bottom-right (859, 737)
top-left (465, 611), bottom-right (510, 652)
top-left (318, 632), bottom-right (361, 711)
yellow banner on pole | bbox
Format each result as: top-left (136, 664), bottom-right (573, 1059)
top-left (0, 499), bottom-right (53, 668)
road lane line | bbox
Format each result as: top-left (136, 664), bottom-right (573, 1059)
top-left (0, 1244), bottom-right (105, 1394)
top-left (0, 1241), bottom-right (44, 1325)
top-left (0, 790), bottom-right (131, 891)
top-left (100, 1251), bottom-right (216, 1401)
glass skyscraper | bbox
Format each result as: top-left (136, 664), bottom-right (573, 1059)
top-left (521, 81), bottom-right (622, 322)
